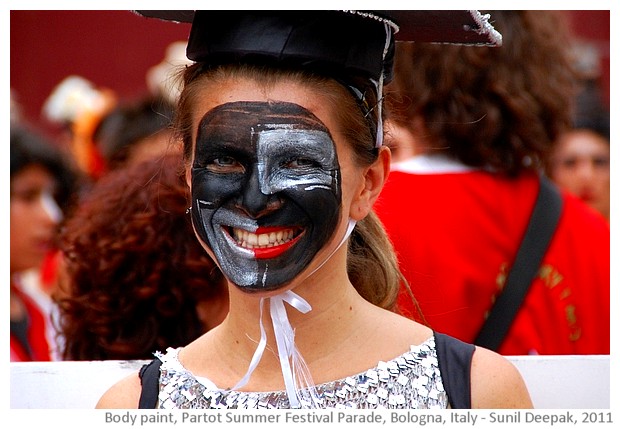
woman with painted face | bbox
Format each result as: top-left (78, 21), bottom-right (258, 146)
top-left (97, 10), bottom-right (532, 409)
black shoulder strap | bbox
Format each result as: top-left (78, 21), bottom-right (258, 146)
top-left (475, 177), bottom-right (563, 351)
top-left (434, 332), bottom-right (475, 409)
top-left (138, 358), bottom-right (162, 409)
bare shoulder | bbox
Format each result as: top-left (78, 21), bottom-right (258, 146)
top-left (470, 346), bottom-right (533, 409)
top-left (96, 371), bottom-right (142, 409)
top-left (363, 302), bottom-right (434, 347)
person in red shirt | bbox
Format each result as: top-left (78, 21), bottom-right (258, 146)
top-left (10, 285), bottom-right (52, 361)
top-left (375, 11), bottom-right (610, 355)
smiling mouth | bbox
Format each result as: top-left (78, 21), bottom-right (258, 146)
top-left (230, 226), bottom-right (303, 259)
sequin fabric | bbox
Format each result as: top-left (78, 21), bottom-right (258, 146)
top-left (155, 336), bottom-right (449, 409)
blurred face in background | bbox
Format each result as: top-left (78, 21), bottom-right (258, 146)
top-left (10, 164), bottom-right (63, 275)
top-left (549, 129), bottom-right (610, 220)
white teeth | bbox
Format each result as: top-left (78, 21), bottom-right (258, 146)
top-left (232, 228), bottom-right (296, 249)
top-left (258, 234), bottom-right (269, 246)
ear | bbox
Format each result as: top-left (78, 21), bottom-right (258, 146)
top-left (185, 166), bottom-right (192, 190)
top-left (349, 145), bottom-right (391, 221)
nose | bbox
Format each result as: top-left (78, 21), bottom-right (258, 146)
top-left (575, 159), bottom-right (595, 181)
top-left (237, 165), bottom-right (283, 218)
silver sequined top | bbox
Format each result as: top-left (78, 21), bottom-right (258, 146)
top-left (155, 335), bottom-right (449, 409)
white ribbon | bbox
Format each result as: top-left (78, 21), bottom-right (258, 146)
top-left (232, 290), bottom-right (316, 408)
top-left (232, 219), bottom-right (357, 408)
top-left (375, 21), bottom-right (393, 148)
top-left (270, 291), bottom-right (317, 407)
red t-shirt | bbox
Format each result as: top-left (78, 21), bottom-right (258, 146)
top-left (374, 157), bottom-right (610, 355)
top-left (10, 283), bottom-right (52, 361)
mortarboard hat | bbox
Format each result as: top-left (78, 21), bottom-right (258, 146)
top-left (136, 10), bottom-right (501, 86)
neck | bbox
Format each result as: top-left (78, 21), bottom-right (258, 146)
top-left (230, 247), bottom-right (356, 339)
top-left (206, 245), bottom-right (368, 387)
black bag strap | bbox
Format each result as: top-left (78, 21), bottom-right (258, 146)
top-left (474, 177), bottom-right (563, 351)
top-left (434, 332), bottom-right (475, 409)
top-left (138, 358), bottom-right (162, 409)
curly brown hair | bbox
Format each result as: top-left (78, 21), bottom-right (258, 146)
top-left (385, 11), bottom-right (579, 176)
top-left (55, 151), bottom-right (226, 360)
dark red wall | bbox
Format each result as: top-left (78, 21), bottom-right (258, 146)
top-left (11, 10), bottom-right (610, 138)
top-left (562, 10), bottom-right (610, 107)
top-left (10, 10), bottom-right (191, 137)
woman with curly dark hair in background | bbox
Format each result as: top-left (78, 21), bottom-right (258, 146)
top-left (374, 11), bottom-right (610, 355)
top-left (55, 151), bottom-right (228, 360)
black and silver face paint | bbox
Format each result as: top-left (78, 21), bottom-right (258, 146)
top-left (191, 101), bottom-right (341, 291)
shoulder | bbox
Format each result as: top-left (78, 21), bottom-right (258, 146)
top-left (470, 346), bottom-right (533, 408)
top-left (96, 371), bottom-right (142, 409)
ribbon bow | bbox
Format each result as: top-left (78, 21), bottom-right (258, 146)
top-left (232, 290), bottom-right (319, 408)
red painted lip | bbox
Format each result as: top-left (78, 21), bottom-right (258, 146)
top-left (229, 225), bottom-right (304, 259)
top-left (253, 232), bottom-right (303, 259)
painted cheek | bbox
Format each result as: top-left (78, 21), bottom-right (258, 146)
top-left (192, 168), bottom-right (244, 208)
top-left (190, 168), bottom-right (239, 255)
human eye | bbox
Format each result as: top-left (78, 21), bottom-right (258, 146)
top-left (593, 156), bottom-right (610, 168)
top-left (10, 187), bottom-right (40, 203)
top-left (206, 155), bottom-right (245, 173)
top-left (285, 157), bottom-right (321, 169)
top-left (560, 158), bottom-right (577, 169)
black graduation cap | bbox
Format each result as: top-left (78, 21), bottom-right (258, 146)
top-left (136, 10), bottom-right (501, 86)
